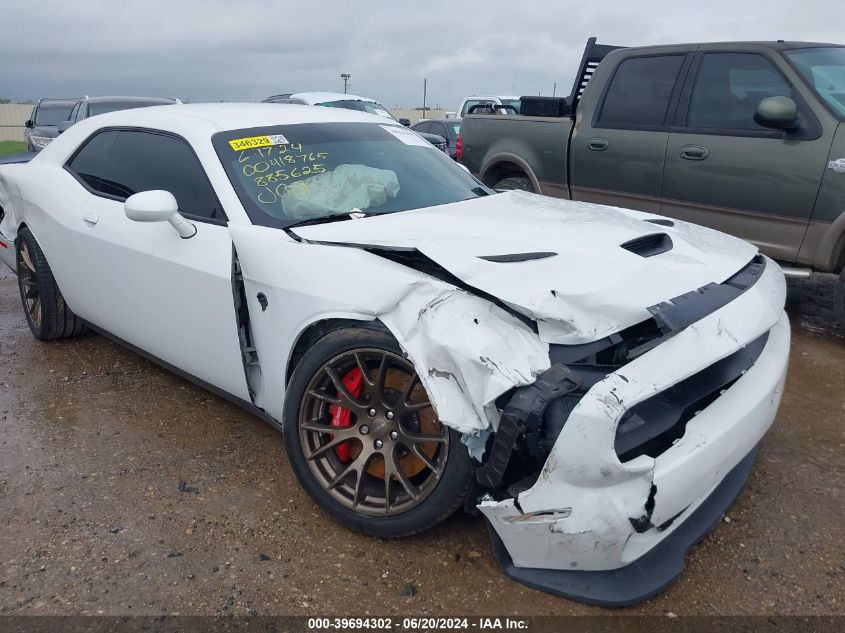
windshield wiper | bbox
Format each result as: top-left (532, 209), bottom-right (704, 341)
top-left (471, 187), bottom-right (491, 197)
top-left (284, 211), bottom-right (367, 231)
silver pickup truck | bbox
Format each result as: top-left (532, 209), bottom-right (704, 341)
top-left (459, 38), bottom-right (845, 328)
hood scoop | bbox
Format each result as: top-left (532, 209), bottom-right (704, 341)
top-left (621, 232), bottom-right (673, 258)
top-left (478, 252), bottom-right (557, 263)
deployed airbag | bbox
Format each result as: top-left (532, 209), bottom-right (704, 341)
top-left (283, 164), bottom-right (400, 217)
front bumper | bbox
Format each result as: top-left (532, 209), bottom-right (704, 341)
top-left (487, 445), bottom-right (759, 606)
top-left (479, 256), bottom-right (789, 604)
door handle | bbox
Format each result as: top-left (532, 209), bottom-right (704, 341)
top-left (679, 145), bottom-right (709, 161)
top-left (82, 210), bottom-right (99, 226)
top-left (588, 138), bottom-right (609, 151)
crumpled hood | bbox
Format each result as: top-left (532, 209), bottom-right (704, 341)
top-left (292, 191), bottom-right (759, 344)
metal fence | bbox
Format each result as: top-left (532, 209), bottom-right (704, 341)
top-left (0, 104), bottom-right (33, 142)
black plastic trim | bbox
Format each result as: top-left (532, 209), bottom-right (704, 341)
top-left (486, 445), bottom-right (759, 607)
top-left (478, 252), bottom-right (557, 263)
top-left (615, 332), bottom-right (769, 461)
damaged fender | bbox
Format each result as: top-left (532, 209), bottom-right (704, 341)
top-left (229, 224), bottom-right (549, 437)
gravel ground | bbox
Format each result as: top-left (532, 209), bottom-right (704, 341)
top-left (0, 264), bottom-right (843, 616)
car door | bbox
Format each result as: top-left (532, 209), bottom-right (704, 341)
top-left (571, 51), bottom-right (692, 212)
top-left (570, 49), bottom-right (691, 212)
top-left (64, 128), bottom-right (252, 401)
top-left (662, 49), bottom-right (834, 262)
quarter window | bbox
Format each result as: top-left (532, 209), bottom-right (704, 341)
top-left (687, 53), bottom-right (793, 130)
top-left (598, 56), bottom-right (685, 127)
top-left (67, 130), bottom-right (119, 191)
top-left (93, 131), bottom-right (219, 220)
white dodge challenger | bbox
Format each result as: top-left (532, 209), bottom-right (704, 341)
top-left (0, 104), bottom-right (789, 605)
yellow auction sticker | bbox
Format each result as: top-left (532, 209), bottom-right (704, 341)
top-left (229, 134), bottom-right (289, 151)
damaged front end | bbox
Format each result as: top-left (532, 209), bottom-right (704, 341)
top-left (285, 196), bottom-right (790, 605)
top-left (472, 256), bottom-right (789, 606)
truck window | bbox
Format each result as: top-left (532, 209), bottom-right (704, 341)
top-left (597, 56), bottom-right (684, 128)
top-left (687, 53), bottom-right (793, 130)
top-left (462, 99), bottom-right (493, 116)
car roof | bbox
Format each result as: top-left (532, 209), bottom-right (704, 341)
top-left (463, 95), bottom-right (519, 100)
top-left (36, 98), bottom-right (80, 107)
top-left (290, 92), bottom-right (379, 105)
top-left (81, 96), bottom-right (177, 104)
top-left (73, 102), bottom-right (399, 134)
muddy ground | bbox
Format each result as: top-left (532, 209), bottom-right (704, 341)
top-left (0, 264), bottom-right (843, 617)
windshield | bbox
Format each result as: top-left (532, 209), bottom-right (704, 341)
top-left (784, 47), bottom-right (845, 119)
top-left (318, 100), bottom-right (395, 120)
top-left (213, 122), bottom-right (492, 228)
top-left (88, 101), bottom-right (167, 117)
top-left (33, 103), bottom-right (74, 126)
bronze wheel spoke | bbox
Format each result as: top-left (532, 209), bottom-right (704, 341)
top-left (399, 371), bottom-right (419, 407)
top-left (325, 366), bottom-right (367, 413)
top-left (304, 434), bottom-right (357, 462)
top-left (306, 389), bottom-right (341, 406)
top-left (373, 353), bottom-right (389, 404)
top-left (300, 419), bottom-right (356, 436)
top-left (409, 444), bottom-right (441, 477)
top-left (20, 247), bottom-right (35, 273)
top-left (353, 352), bottom-right (374, 388)
top-left (351, 454), bottom-right (374, 510)
top-left (327, 458), bottom-right (360, 491)
top-left (403, 431), bottom-right (447, 444)
top-left (400, 400), bottom-right (432, 414)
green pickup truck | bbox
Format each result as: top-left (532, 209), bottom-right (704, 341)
top-left (459, 38), bottom-right (845, 328)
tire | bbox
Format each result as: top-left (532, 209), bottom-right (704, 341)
top-left (283, 327), bottom-right (473, 538)
top-left (16, 227), bottom-right (87, 341)
top-left (836, 269), bottom-right (845, 332)
top-left (493, 176), bottom-right (534, 192)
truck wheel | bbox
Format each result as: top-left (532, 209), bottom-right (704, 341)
top-left (283, 327), bottom-right (472, 538)
top-left (493, 176), bottom-right (534, 192)
top-left (835, 269), bottom-right (845, 331)
top-left (16, 227), bottom-right (87, 341)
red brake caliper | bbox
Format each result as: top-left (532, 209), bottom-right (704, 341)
top-left (329, 367), bottom-right (363, 462)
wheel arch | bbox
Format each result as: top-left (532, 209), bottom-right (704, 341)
top-left (285, 317), bottom-right (392, 384)
top-left (479, 153), bottom-right (541, 192)
top-left (812, 212), bottom-right (845, 273)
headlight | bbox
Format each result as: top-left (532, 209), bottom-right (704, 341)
top-left (29, 136), bottom-right (53, 149)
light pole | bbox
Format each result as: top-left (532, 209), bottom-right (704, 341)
top-left (341, 73), bottom-right (351, 94)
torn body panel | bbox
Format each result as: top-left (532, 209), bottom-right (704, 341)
top-left (228, 224), bottom-right (549, 434)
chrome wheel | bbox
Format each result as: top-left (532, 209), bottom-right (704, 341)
top-left (17, 239), bottom-right (41, 329)
top-left (298, 349), bottom-right (448, 517)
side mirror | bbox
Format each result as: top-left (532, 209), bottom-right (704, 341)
top-left (25, 119), bottom-right (32, 128)
top-left (398, 118), bottom-right (411, 127)
top-left (124, 190), bottom-right (196, 239)
top-left (57, 120), bottom-right (74, 134)
top-left (754, 96), bottom-right (798, 130)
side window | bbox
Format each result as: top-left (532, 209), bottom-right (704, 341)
top-left (598, 56), bottom-right (685, 128)
top-left (69, 102), bottom-right (80, 122)
top-left (66, 130), bottom-right (119, 191)
top-left (687, 53), bottom-right (793, 131)
top-left (462, 100), bottom-right (491, 116)
top-left (96, 131), bottom-right (220, 220)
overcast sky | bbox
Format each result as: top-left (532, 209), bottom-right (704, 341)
top-left (1, 0), bottom-right (842, 110)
